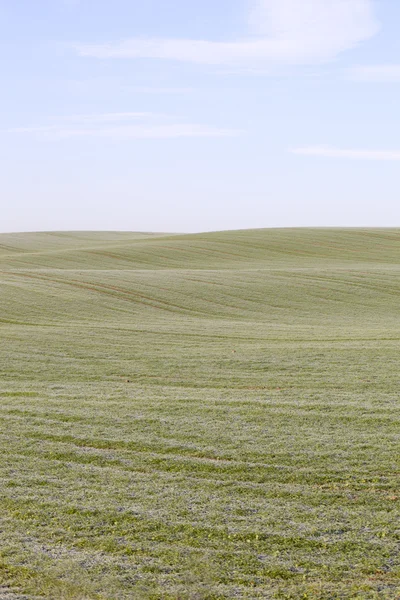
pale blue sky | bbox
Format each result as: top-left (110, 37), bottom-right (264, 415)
top-left (1, 0), bottom-right (400, 233)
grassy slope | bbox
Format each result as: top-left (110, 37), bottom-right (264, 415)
top-left (0, 228), bottom-right (400, 599)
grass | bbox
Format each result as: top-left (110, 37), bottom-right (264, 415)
top-left (0, 228), bottom-right (400, 599)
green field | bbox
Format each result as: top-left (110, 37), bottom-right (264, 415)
top-left (1, 228), bottom-right (400, 599)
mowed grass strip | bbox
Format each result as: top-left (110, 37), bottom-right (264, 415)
top-left (0, 228), bottom-right (400, 598)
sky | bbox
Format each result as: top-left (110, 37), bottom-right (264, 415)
top-left (1, 0), bottom-right (400, 233)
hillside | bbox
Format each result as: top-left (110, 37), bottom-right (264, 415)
top-left (1, 228), bottom-right (400, 599)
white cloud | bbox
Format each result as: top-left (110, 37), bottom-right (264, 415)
top-left (127, 87), bottom-right (193, 94)
top-left (347, 64), bottom-right (400, 82)
top-left (75, 0), bottom-right (379, 67)
top-left (8, 113), bottom-right (238, 140)
top-left (57, 112), bottom-right (154, 122)
top-left (291, 146), bottom-right (400, 161)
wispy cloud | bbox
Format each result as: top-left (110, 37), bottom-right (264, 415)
top-left (127, 86), bottom-right (194, 95)
top-left (347, 64), bottom-right (400, 82)
top-left (291, 146), bottom-right (400, 161)
top-left (74, 0), bottom-right (379, 68)
top-left (54, 112), bottom-right (155, 123)
top-left (8, 113), bottom-right (239, 140)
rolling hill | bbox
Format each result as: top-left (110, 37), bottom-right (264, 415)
top-left (1, 228), bottom-right (400, 599)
